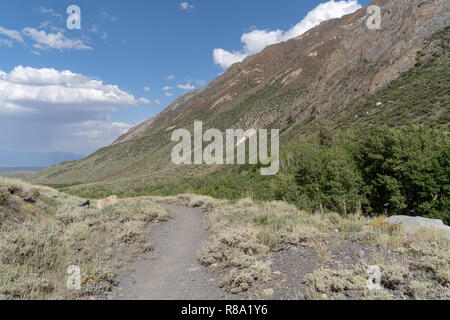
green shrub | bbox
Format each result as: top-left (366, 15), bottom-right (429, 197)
top-left (357, 126), bottom-right (449, 223)
top-left (295, 144), bottom-right (364, 215)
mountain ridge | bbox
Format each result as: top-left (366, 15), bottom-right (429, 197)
top-left (30, 0), bottom-right (450, 195)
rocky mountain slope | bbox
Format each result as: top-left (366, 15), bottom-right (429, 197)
top-left (30, 0), bottom-right (450, 195)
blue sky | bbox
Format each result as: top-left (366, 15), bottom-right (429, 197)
top-left (0, 0), bottom-right (371, 155)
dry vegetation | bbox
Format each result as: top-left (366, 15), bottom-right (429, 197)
top-left (0, 178), bottom-right (169, 299)
top-left (156, 194), bottom-right (450, 299)
top-left (1, 180), bottom-right (449, 300)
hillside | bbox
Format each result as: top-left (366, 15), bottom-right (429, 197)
top-left (30, 0), bottom-right (450, 197)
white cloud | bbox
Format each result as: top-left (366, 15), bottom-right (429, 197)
top-left (0, 66), bottom-right (138, 154)
top-left (165, 75), bottom-right (175, 80)
top-left (213, 0), bottom-right (361, 69)
top-left (180, 2), bottom-right (194, 11)
top-left (144, 86), bottom-right (151, 91)
top-left (0, 66), bottom-right (136, 115)
top-left (213, 49), bottom-right (248, 70)
top-left (0, 39), bottom-right (13, 48)
top-left (38, 20), bottom-right (65, 33)
top-left (0, 26), bottom-right (24, 42)
top-left (39, 20), bottom-right (51, 29)
top-left (178, 82), bottom-right (195, 90)
top-left (101, 11), bottom-right (117, 22)
top-left (37, 7), bottom-right (63, 20)
top-left (71, 121), bottom-right (132, 139)
top-left (55, 120), bottom-right (133, 154)
top-left (88, 25), bottom-right (99, 34)
top-left (23, 28), bottom-right (92, 51)
top-left (162, 86), bottom-right (174, 91)
top-left (165, 92), bottom-right (173, 97)
top-left (195, 80), bottom-right (206, 86)
top-left (154, 99), bottom-right (161, 105)
top-left (138, 97), bottom-right (151, 104)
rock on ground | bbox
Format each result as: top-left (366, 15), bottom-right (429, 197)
top-left (386, 216), bottom-right (450, 234)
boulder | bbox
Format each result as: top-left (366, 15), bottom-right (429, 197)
top-left (96, 195), bottom-right (118, 209)
top-left (386, 216), bottom-right (450, 234)
top-left (77, 199), bottom-right (90, 207)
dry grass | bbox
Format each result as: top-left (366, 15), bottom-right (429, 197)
top-left (154, 194), bottom-right (336, 293)
top-left (2, 180), bottom-right (448, 300)
top-left (158, 194), bottom-right (450, 299)
top-left (0, 178), bottom-right (169, 300)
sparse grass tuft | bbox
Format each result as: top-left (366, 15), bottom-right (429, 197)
top-left (0, 177), bottom-right (169, 300)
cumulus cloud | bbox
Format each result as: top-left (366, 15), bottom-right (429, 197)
top-left (0, 66), bottom-right (135, 114)
top-left (165, 75), bottom-right (175, 80)
top-left (180, 2), bottom-right (194, 11)
top-left (162, 86), bottom-right (174, 91)
top-left (177, 82), bottom-right (195, 90)
top-left (22, 28), bottom-right (92, 51)
top-left (0, 26), bottom-right (24, 42)
top-left (0, 66), bottom-right (137, 154)
top-left (213, 49), bottom-right (248, 70)
top-left (154, 99), bottom-right (161, 105)
top-left (144, 86), bottom-right (151, 91)
top-left (213, 0), bottom-right (361, 69)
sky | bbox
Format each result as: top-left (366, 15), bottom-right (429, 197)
top-left (0, 0), bottom-right (371, 155)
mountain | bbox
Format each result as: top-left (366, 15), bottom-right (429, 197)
top-left (0, 150), bottom-right (83, 167)
top-left (30, 0), bottom-right (450, 196)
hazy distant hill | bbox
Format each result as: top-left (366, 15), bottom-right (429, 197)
top-left (0, 150), bottom-right (83, 167)
top-left (0, 167), bottom-right (45, 173)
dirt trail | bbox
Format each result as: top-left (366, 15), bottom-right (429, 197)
top-left (111, 204), bottom-right (230, 300)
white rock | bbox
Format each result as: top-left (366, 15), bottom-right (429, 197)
top-left (386, 216), bottom-right (450, 234)
top-left (262, 288), bottom-right (274, 297)
top-left (96, 195), bottom-right (118, 209)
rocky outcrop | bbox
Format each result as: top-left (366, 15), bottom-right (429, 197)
top-left (117, 0), bottom-right (450, 141)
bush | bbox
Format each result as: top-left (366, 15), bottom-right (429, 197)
top-left (357, 126), bottom-right (449, 223)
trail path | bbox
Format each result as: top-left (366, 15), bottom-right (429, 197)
top-left (111, 205), bottom-right (230, 300)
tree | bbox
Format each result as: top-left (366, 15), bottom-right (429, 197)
top-left (295, 144), bottom-right (364, 215)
